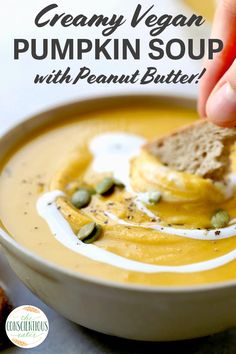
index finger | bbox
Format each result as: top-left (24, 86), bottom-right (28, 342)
top-left (198, 0), bottom-right (236, 117)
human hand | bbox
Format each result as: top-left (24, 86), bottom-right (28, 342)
top-left (198, 0), bottom-right (236, 127)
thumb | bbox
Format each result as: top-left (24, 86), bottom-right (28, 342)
top-left (206, 59), bottom-right (236, 127)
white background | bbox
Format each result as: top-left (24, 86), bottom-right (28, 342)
top-left (0, 0), bottom-right (211, 136)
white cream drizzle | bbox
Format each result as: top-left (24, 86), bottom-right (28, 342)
top-left (36, 132), bottom-right (236, 273)
top-left (89, 132), bottom-right (145, 193)
top-left (105, 211), bottom-right (236, 240)
top-left (37, 190), bottom-right (236, 273)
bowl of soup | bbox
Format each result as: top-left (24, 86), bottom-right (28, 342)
top-left (1, 95), bottom-right (236, 341)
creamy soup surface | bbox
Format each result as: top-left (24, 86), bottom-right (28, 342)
top-left (1, 104), bottom-right (236, 287)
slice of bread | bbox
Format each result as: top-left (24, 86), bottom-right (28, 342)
top-left (144, 120), bottom-right (236, 181)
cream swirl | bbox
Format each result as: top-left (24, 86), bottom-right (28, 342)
top-left (37, 190), bottom-right (236, 273)
top-left (36, 132), bottom-right (236, 273)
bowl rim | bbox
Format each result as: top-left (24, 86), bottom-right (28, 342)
top-left (1, 93), bottom-right (236, 294)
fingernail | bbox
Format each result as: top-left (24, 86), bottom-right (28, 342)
top-left (206, 82), bottom-right (236, 127)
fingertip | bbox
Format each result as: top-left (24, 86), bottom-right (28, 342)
top-left (207, 116), bottom-right (236, 128)
top-left (206, 82), bottom-right (236, 127)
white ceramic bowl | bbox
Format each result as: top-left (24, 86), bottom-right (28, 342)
top-left (1, 95), bottom-right (236, 341)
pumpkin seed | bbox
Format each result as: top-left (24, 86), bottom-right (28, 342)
top-left (96, 177), bottom-right (115, 195)
top-left (148, 191), bottom-right (161, 204)
top-left (77, 223), bottom-right (102, 243)
top-left (71, 189), bottom-right (91, 209)
top-left (84, 224), bottom-right (102, 244)
top-left (77, 222), bottom-right (96, 241)
top-left (211, 209), bottom-right (230, 229)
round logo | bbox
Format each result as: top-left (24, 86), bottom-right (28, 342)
top-left (5, 305), bottom-right (49, 349)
